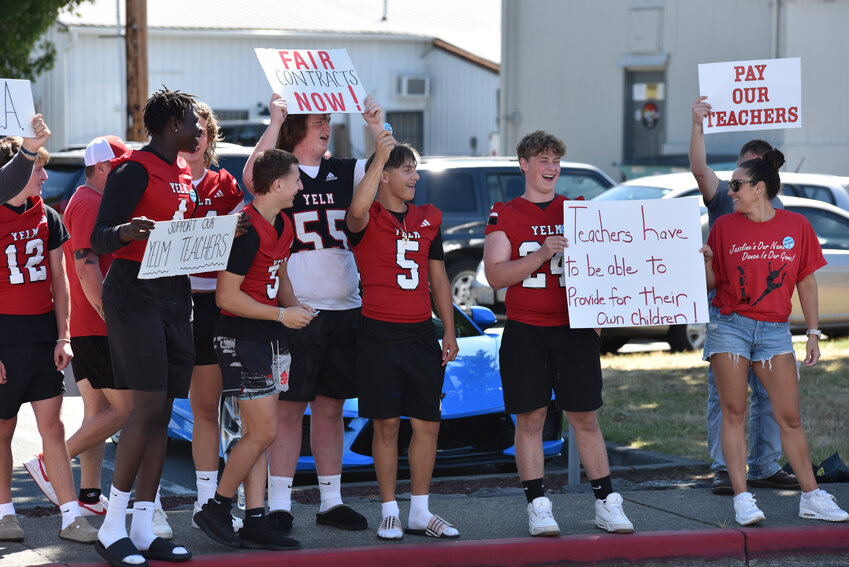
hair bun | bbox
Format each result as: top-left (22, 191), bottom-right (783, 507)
top-left (763, 148), bottom-right (785, 171)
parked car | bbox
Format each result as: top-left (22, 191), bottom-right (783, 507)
top-left (219, 119), bottom-right (270, 147)
top-left (471, 195), bottom-right (849, 352)
top-left (167, 304), bottom-right (565, 470)
top-left (41, 142), bottom-right (253, 215)
top-left (414, 157), bottom-right (615, 306)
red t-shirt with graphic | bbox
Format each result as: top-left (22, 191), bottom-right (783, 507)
top-left (62, 185), bottom-right (111, 336)
top-left (484, 196), bottom-right (571, 326)
top-left (708, 209), bottom-right (826, 322)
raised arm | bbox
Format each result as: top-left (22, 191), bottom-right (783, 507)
top-left (689, 96), bottom-right (721, 205)
top-left (243, 94), bottom-right (288, 194)
top-left (345, 129), bottom-right (395, 234)
top-left (361, 95), bottom-right (385, 140)
top-left (797, 273), bottom-right (820, 367)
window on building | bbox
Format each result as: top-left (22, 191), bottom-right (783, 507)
top-left (386, 111), bottom-right (424, 154)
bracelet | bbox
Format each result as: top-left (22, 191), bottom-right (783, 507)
top-left (57, 338), bottom-right (71, 343)
top-left (806, 329), bottom-right (822, 337)
top-left (19, 146), bottom-right (38, 160)
top-left (277, 307), bottom-right (285, 323)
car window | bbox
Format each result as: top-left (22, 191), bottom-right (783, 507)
top-left (419, 171), bottom-right (477, 213)
top-left (43, 165), bottom-right (85, 214)
top-left (432, 305), bottom-right (481, 339)
top-left (593, 184), bottom-right (671, 201)
top-left (213, 156), bottom-right (248, 194)
top-left (787, 206), bottom-right (849, 251)
top-left (485, 173), bottom-right (524, 204)
top-left (782, 184), bottom-right (836, 206)
top-left (557, 171), bottom-right (611, 200)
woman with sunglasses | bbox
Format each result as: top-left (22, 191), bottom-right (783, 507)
top-left (701, 149), bottom-right (848, 526)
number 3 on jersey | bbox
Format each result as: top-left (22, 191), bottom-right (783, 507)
top-left (266, 262), bottom-right (281, 299)
top-left (396, 239), bottom-right (420, 290)
top-left (518, 241), bottom-right (565, 288)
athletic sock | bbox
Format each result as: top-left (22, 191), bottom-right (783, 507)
top-left (129, 501), bottom-right (156, 550)
top-left (213, 491), bottom-right (233, 508)
top-left (98, 485), bottom-right (131, 548)
top-left (522, 478), bottom-right (545, 503)
top-left (590, 475), bottom-right (613, 500)
top-left (408, 494), bottom-right (431, 530)
top-left (195, 470), bottom-right (218, 506)
top-left (79, 488), bottom-right (102, 504)
top-left (244, 507), bottom-right (264, 529)
top-left (59, 500), bottom-right (81, 530)
top-left (381, 500), bottom-right (400, 519)
top-left (0, 501), bottom-right (15, 516)
top-left (317, 474), bottom-right (343, 512)
top-left (269, 475), bottom-right (293, 512)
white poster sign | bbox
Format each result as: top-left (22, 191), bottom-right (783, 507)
top-left (563, 199), bottom-right (709, 328)
top-left (138, 214), bottom-right (238, 279)
top-left (254, 48), bottom-right (368, 114)
top-left (0, 79), bottom-right (36, 137)
top-left (698, 57), bottom-right (801, 134)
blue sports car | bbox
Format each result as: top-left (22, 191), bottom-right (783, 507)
top-left (167, 305), bottom-right (564, 470)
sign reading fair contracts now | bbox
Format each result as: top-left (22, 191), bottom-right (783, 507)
top-left (0, 78), bottom-right (37, 137)
top-left (139, 214), bottom-right (238, 279)
top-left (255, 48), bottom-right (368, 114)
top-left (698, 57), bottom-right (801, 134)
top-left (562, 199), bottom-right (709, 329)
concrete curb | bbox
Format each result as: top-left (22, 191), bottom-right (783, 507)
top-left (45, 525), bottom-right (849, 567)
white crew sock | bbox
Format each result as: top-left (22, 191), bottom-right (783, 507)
top-left (317, 474), bottom-right (342, 512)
top-left (381, 500), bottom-right (400, 519)
top-left (408, 494), bottom-right (431, 529)
top-left (59, 500), bottom-right (81, 530)
top-left (0, 501), bottom-right (16, 516)
top-left (196, 470), bottom-right (218, 506)
top-left (269, 475), bottom-right (293, 512)
top-left (129, 501), bottom-right (156, 550)
top-left (98, 485), bottom-right (139, 566)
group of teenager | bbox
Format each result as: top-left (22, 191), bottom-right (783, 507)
top-left (1, 85), bottom-right (846, 567)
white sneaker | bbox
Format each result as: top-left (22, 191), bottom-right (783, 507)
top-left (799, 489), bottom-right (849, 522)
top-left (594, 492), bottom-right (634, 533)
top-left (153, 506), bottom-right (173, 539)
top-left (79, 494), bottom-right (109, 516)
top-left (191, 501), bottom-right (244, 531)
top-left (22, 454), bottom-right (59, 506)
top-left (527, 496), bottom-right (560, 536)
top-left (734, 492), bottom-right (766, 526)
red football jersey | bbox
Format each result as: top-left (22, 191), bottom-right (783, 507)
top-left (190, 168), bottom-right (243, 279)
top-left (351, 202), bottom-right (442, 324)
top-left (111, 150), bottom-right (196, 263)
top-left (709, 209), bottom-right (826, 322)
top-left (484, 196), bottom-right (570, 326)
top-left (63, 185), bottom-right (111, 336)
top-left (221, 204), bottom-right (294, 316)
top-left (0, 197), bottom-right (54, 315)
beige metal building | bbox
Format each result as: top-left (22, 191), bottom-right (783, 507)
top-left (499, 0), bottom-right (849, 180)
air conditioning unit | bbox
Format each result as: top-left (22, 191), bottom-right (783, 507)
top-left (396, 75), bottom-right (430, 98)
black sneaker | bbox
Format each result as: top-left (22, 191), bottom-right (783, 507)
top-left (712, 470), bottom-right (733, 495)
top-left (193, 499), bottom-right (240, 547)
top-left (315, 504), bottom-right (368, 531)
top-left (268, 510), bottom-right (294, 533)
top-left (239, 517), bottom-right (301, 551)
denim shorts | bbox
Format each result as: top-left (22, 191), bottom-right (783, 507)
top-left (703, 306), bottom-right (795, 365)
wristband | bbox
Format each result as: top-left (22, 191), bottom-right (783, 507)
top-left (19, 146), bottom-right (38, 160)
top-left (57, 338), bottom-right (71, 343)
top-left (277, 307), bottom-right (285, 323)
top-left (806, 329), bottom-right (822, 337)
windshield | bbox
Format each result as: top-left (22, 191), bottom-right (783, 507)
top-left (593, 184), bottom-right (672, 201)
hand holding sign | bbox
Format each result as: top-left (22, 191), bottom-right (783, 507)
top-left (269, 93), bottom-right (288, 127)
top-left (21, 114), bottom-right (51, 154)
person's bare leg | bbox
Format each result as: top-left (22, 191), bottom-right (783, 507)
top-left (0, 417), bottom-right (17, 505)
top-left (514, 407), bottom-right (548, 482)
top-left (710, 354), bottom-right (752, 496)
top-left (189, 364), bottom-right (223, 473)
top-left (372, 418), bottom-right (400, 503)
top-left (31, 396), bottom-right (75, 505)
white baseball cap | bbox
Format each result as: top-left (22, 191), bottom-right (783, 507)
top-left (84, 135), bottom-right (128, 166)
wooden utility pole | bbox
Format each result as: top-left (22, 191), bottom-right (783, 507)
top-left (125, 0), bottom-right (148, 142)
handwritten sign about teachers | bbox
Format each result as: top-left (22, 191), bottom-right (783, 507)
top-left (563, 198), bottom-right (709, 329)
top-left (138, 214), bottom-right (238, 279)
top-left (698, 57), bottom-right (801, 134)
top-left (1, 79), bottom-right (37, 137)
top-left (254, 48), bottom-right (367, 114)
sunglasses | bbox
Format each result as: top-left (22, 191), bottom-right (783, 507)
top-left (728, 179), bottom-right (758, 193)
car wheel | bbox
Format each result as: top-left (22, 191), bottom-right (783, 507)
top-left (447, 259), bottom-right (479, 308)
top-left (667, 323), bottom-right (706, 352)
top-left (219, 397), bottom-right (242, 462)
top-left (600, 337), bottom-right (629, 353)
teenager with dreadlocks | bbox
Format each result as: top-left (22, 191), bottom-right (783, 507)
top-left (90, 88), bottom-right (202, 567)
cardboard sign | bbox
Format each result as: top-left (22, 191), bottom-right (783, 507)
top-left (562, 198), bottom-right (709, 328)
top-left (254, 48), bottom-right (368, 114)
top-left (698, 57), bottom-right (801, 134)
top-left (138, 214), bottom-right (238, 279)
top-left (0, 79), bottom-right (36, 137)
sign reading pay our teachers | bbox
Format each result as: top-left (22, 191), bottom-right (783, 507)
top-left (254, 48), bottom-right (368, 114)
top-left (139, 214), bottom-right (238, 279)
top-left (562, 199), bottom-right (709, 328)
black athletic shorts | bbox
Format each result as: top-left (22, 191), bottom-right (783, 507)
top-left (70, 335), bottom-right (118, 390)
top-left (103, 303), bottom-right (194, 398)
top-left (356, 316), bottom-right (444, 422)
top-left (192, 291), bottom-right (219, 366)
top-left (0, 342), bottom-right (66, 420)
top-left (499, 320), bottom-right (603, 415)
top-left (215, 336), bottom-right (287, 400)
top-left (279, 308), bottom-right (359, 402)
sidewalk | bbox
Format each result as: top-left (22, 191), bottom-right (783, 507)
top-left (3, 481), bottom-right (848, 566)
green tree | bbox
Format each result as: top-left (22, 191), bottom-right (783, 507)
top-left (0, 0), bottom-right (91, 81)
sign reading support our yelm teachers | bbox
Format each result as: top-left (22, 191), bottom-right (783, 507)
top-left (562, 199), bottom-right (709, 329)
top-left (254, 48), bottom-right (368, 114)
top-left (138, 214), bottom-right (239, 279)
